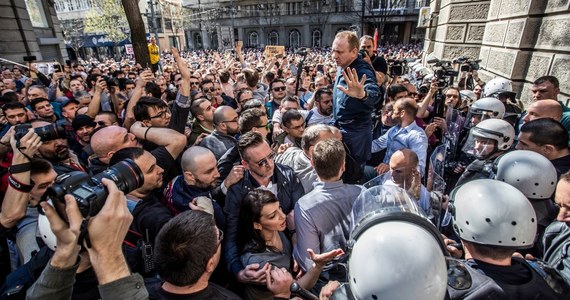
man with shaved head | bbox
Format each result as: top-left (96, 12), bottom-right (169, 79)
top-left (162, 146), bottom-right (244, 229)
top-left (199, 106), bottom-right (239, 159)
top-left (522, 99), bottom-right (562, 123)
top-left (89, 122), bottom-right (186, 182)
top-left (368, 97), bottom-right (428, 179)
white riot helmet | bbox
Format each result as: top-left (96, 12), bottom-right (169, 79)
top-left (38, 200), bottom-right (57, 250)
top-left (483, 77), bottom-right (516, 100)
top-left (422, 73), bottom-right (434, 84)
top-left (462, 119), bottom-right (514, 160)
top-left (494, 150), bottom-right (557, 200)
top-left (460, 90), bottom-right (477, 105)
top-left (449, 179), bottom-right (537, 248)
top-left (466, 97), bottom-right (505, 128)
top-left (347, 185), bottom-right (447, 300)
top-left (416, 66), bottom-right (430, 77)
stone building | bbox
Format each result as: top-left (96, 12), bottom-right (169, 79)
top-left (0, 0), bottom-right (67, 64)
top-left (423, 0), bottom-right (570, 103)
top-left (182, 0), bottom-right (423, 50)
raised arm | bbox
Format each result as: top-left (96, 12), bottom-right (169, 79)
top-left (0, 129), bottom-right (41, 229)
top-left (123, 70), bottom-right (154, 130)
top-left (130, 121), bottom-right (186, 159)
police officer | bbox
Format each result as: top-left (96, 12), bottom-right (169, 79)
top-left (456, 119), bottom-right (514, 186)
top-left (449, 179), bottom-right (569, 299)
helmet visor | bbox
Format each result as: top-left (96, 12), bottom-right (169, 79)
top-left (462, 128), bottom-right (498, 160)
top-left (351, 185), bottom-right (427, 240)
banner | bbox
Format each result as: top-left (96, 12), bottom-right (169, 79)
top-left (125, 44), bottom-right (134, 55)
top-left (265, 45), bottom-right (285, 58)
top-left (417, 7), bottom-right (431, 28)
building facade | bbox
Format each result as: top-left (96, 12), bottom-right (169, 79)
top-left (182, 0), bottom-right (423, 50)
top-left (423, 0), bottom-right (570, 103)
top-left (0, 0), bottom-right (68, 64)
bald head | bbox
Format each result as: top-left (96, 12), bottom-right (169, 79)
top-left (213, 106), bottom-right (235, 125)
top-left (390, 149), bottom-right (419, 170)
top-left (91, 126), bottom-right (139, 163)
top-left (523, 99), bottom-right (562, 123)
top-left (181, 146), bottom-right (214, 173)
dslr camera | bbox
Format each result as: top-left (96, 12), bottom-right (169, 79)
top-left (14, 123), bottom-right (67, 143)
top-left (42, 159), bottom-right (144, 218)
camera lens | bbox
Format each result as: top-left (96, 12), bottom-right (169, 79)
top-left (34, 123), bottom-right (66, 141)
top-left (94, 159), bottom-right (145, 196)
top-left (43, 159), bottom-right (144, 218)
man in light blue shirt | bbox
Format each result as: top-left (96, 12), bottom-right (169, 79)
top-left (370, 98), bottom-right (428, 178)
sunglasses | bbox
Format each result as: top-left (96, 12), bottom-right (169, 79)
top-left (254, 151), bottom-right (276, 167)
top-left (204, 87), bottom-right (215, 92)
top-left (190, 82), bottom-right (199, 86)
top-left (272, 86), bottom-right (286, 92)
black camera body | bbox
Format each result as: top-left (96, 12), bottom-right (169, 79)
top-left (42, 159), bottom-right (144, 218)
top-left (388, 59), bottom-right (404, 76)
top-left (14, 123), bottom-right (67, 143)
top-left (453, 56), bottom-right (481, 72)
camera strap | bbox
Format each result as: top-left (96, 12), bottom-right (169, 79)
top-left (78, 218), bottom-right (92, 248)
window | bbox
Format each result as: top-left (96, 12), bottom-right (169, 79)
top-left (312, 29), bottom-right (322, 48)
top-left (289, 30), bottom-right (300, 49)
top-left (268, 31), bottom-right (279, 45)
top-left (249, 31), bottom-right (259, 48)
top-left (194, 33), bottom-right (202, 49)
top-left (25, 0), bottom-right (49, 28)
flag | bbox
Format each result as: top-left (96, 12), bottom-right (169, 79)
top-left (373, 28), bottom-right (379, 51)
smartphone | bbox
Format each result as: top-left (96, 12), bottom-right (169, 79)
top-left (317, 64), bottom-right (324, 73)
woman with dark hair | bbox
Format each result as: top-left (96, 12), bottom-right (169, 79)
top-left (238, 189), bottom-right (342, 300)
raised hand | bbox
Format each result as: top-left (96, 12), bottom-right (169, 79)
top-left (337, 68), bottom-right (366, 100)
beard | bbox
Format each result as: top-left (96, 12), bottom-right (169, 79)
top-left (194, 177), bottom-right (217, 190)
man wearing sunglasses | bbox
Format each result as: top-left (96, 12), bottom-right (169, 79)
top-left (224, 131), bottom-right (304, 285)
top-left (266, 79), bottom-right (288, 120)
top-left (199, 106), bottom-right (240, 160)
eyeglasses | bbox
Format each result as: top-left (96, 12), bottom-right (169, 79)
top-left (272, 86), bottom-right (286, 92)
top-left (254, 123), bottom-right (271, 131)
top-left (150, 107), bottom-right (171, 119)
top-left (203, 87), bottom-right (215, 92)
top-left (254, 151), bottom-right (276, 167)
top-left (221, 117), bottom-right (238, 124)
top-left (190, 82), bottom-right (199, 86)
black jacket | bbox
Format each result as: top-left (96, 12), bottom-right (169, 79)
top-left (223, 163), bottom-right (304, 276)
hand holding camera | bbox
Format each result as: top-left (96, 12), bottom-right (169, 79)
top-left (10, 127), bottom-right (42, 158)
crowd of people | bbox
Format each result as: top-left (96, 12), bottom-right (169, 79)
top-left (0, 29), bottom-right (568, 300)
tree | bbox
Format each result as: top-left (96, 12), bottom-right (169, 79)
top-left (84, 0), bottom-right (129, 45)
top-left (121, 0), bottom-right (150, 65)
top-left (61, 19), bottom-right (85, 59)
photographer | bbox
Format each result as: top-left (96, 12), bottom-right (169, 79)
top-left (0, 128), bottom-right (50, 262)
top-left (458, 68), bottom-right (484, 91)
top-left (30, 120), bottom-right (86, 175)
top-left (27, 179), bottom-right (147, 300)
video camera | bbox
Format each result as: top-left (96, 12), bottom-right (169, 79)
top-left (426, 58), bottom-right (459, 118)
top-left (388, 59), bottom-right (405, 76)
top-left (453, 56), bottom-right (481, 72)
top-left (42, 159), bottom-right (144, 219)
